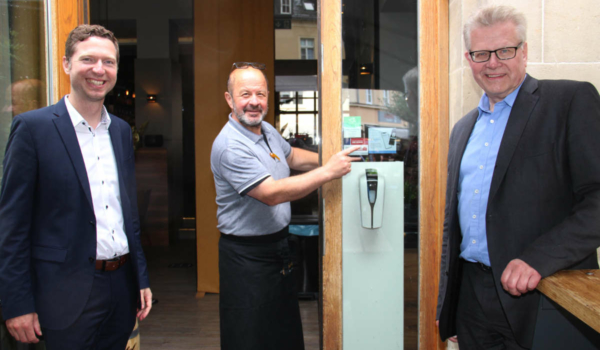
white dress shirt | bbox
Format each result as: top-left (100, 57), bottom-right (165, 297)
top-left (65, 96), bottom-right (129, 260)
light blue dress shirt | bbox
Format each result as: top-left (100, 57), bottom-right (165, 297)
top-left (458, 78), bottom-right (526, 266)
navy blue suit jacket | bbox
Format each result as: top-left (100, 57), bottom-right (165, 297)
top-left (0, 98), bottom-right (149, 330)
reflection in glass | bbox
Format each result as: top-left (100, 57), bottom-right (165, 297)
top-left (341, 0), bottom-right (418, 348)
top-left (274, 0), bottom-right (320, 256)
top-left (274, 0), bottom-right (317, 60)
top-left (0, 0), bottom-right (48, 186)
top-left (278, 91), bottom-right (318, 145)
top-left (300, 38), bottom-right (315, 59)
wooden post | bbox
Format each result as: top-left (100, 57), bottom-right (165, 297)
top-left (319, 0), bottom-right (343, 348)
top-left (419, 0), bottom-right (449, 349)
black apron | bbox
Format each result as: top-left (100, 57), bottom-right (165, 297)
top-left (219, 227), bottom-right (305, 350)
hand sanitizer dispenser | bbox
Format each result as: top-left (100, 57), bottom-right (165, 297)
top-left (342, 162), bottom-right (404, 349)
top-left (359, 168), bottom-right (385, 229)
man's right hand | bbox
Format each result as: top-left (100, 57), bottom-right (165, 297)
top-left (6, 313), bottom-right (42, 343)
top-left (323, 146), bottom-right (361, 180)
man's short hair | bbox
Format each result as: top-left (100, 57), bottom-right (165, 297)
top-left (227, 68), bottom-right (269, 95)
top-left (463, 5), bottom-right (527, 51)
top-left (64, 24), bottom-right (120, 64)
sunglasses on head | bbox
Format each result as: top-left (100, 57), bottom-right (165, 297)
top-left (231, 62), bottom-right (266, 71)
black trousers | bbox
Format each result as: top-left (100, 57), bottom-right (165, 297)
top-left (456, 261), bottom-right (527, 350)
top-left (41, 260), bottom-right (137, 350)
top-left (456, 260), bottom-right (600, 350)
top-left (219, 228), bottom-right (304, 350)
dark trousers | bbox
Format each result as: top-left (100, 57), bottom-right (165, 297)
top-left (456, 261), bottom-right (600, 350)
top-left (42, 260), bottom-right (137, 350)
top-left (219, 229), bottom-right (304, 350)
top-left (456, 261), bottom-right (526, 350)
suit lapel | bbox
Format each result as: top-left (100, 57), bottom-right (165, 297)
top-left (52, 98), bottom-right (94, 210)
top-left (108, 117), bottom-right (124, 176)
top-left (108, 118), bottom-right (131, 220)
top-left (488, 76), bottom-right (540, 203)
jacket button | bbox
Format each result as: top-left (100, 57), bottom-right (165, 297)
top-left (89, 220), bottom-right (94, 225)
top-left (89, 257), bottom-right (95, 263)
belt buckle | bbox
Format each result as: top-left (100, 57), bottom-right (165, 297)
top-left (478, 262), bottom-right (491, 271)
top-left (98, 255), bottom-right (124, 271)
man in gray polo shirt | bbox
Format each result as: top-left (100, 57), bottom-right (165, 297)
top-left (211, 62), bottom-right (358, 350)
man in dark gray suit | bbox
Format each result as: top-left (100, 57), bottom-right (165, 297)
top-left (436, 5), bottom-right (600, 350)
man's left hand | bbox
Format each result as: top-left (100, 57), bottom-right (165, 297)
top-left (500, 259), bottom-right (541, 296)
top-left (137, 288), bottom-right (153, 320)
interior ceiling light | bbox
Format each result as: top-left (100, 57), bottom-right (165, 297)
top-left (360, 63), bottom-right (373, 75)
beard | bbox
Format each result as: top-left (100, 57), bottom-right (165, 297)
top-left (233, 104), bottom-right (268, 128)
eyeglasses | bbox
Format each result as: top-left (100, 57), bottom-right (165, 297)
top-left (469, 43), bottom-right (523, 63)
top-left (231, 62), bottom-right (266, 71)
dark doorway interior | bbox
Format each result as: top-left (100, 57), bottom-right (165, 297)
top-left (90, 1), bottom-right (196, 248)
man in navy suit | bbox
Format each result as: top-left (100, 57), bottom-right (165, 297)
top-left (0, 24), bottom-right (152, 349)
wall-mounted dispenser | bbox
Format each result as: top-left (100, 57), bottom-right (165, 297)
top-left (342, 162), bottom-right (404, 349)
top-left (359, 169), bottom-right (385, 229)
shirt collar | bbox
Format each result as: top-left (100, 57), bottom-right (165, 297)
top-left (478, 74), bottom-right (528, 114)
top-left (64, 95), bottom-right (111, 129)
top-left (227, 113), bottom-right (266, 144)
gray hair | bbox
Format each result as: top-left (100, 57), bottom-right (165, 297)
top-left (463, 5), bottom-right (527, 51)
top-left (402, 66), bottom-right (418, 94)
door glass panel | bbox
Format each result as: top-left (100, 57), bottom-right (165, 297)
top-left (278, 91), bottom-right (319, 144)
top-left (0, 0), bottom-right (48, 187)
top-left (341, 0), bottom-right (418, 349)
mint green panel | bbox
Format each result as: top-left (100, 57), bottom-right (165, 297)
top-left (342, 162), bottom-right (404, 349)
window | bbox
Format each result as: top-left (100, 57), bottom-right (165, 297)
top-left (300, 38), bottom-right (315, 60)
top-left (281, 0), bottom-right (291, 14)
top-left (277, 90), bottom-right (318, 142)
top-left (1, 0), bottom-right (49, 187)
top-left (366, 89), bottom-right (373, 104)
top-left (304, 2), bottom-right (315, 11)
top-left (383, 90), bottom-right (389, 105)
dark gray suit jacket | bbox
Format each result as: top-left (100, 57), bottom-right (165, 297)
top-left (437, 75), bottom-right (600, 348)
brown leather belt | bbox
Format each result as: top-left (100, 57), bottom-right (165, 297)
top-left (95, 254), bottom-right (129, 271)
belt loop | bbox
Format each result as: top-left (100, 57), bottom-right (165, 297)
top-left (102, 260), bottom-right (106, 271)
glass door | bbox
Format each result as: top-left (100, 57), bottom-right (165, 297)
top-left (339, 1), bottom-right (418, 348)
top-left (319, 0), bottom-right (449, 348)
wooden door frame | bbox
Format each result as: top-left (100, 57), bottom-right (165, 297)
top-left (319, 0), bottom-right (343, 347)
top-left (319, 0), bottom-right (449, 349)
top-left (50, 0), bottom-right (89, 104)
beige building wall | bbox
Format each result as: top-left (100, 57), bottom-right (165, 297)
top-left (275, 20), bottom-right (318, 59)
top-left (447, 2), bottom-right (600, 349)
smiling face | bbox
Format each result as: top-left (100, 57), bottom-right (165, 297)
top-left (466, 21), bottom-right (528, 106)
top-left (224, 67), bottom-right (269, 134)
top-left (62, 36), bottom-right (118, 105)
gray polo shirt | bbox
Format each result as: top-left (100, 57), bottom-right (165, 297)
top-left (210, 115), bottom-right (292, 236)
